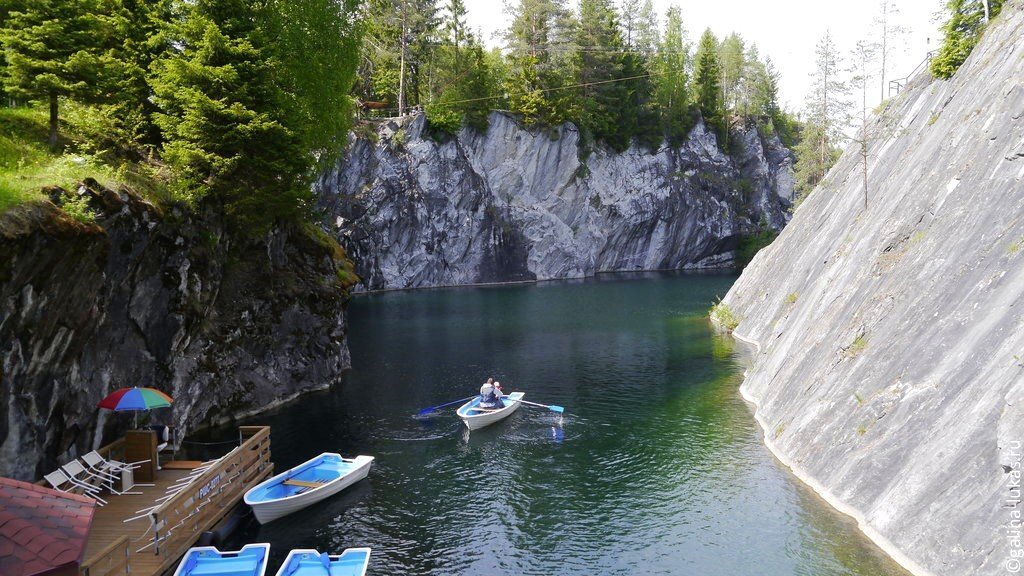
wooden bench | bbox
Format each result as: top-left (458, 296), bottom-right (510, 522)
top-left (283, 479), bottom-right (324, 489)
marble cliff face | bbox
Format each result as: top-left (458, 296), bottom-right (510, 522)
top-left (0, 182), bottom-right (353, 480)
top-left (722, 2), bottom-right (1024, 574)
top-left (318, 111), bottom-right (793, 290)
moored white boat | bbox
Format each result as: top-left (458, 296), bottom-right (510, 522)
top-left (273, 547), bottom-right (372, 576)
top-left (172, 543), bottom-right (270, 576)
top-left (243, 453), bottom-right (373, 524)
top-left (457, 392), bottom-right (524, 430)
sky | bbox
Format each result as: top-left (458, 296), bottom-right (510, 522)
top-left (464, 0), bottom-right (946, 112)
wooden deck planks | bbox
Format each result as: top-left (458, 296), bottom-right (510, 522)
top-left (83, 468), bottom-right (190, 575)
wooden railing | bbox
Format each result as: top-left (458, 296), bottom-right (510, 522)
top-left (146, 426), bottom-right (272, 558)
top-left (81, 536), bottom-right (129, 576)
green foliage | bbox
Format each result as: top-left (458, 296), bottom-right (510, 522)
top-left (736, 227), bottom-right (777, 269)
top-left (709, 300), bottom-right (740, 331)
top-left (150, 0), bottom-right (361, 230)
top-left (425, 31), bottom-right (495, 134)
top-left (845, 334), bottom-right (869, 358)
top-left (60, 191), bottom-right (96, 223)
top-left (793, 31), bottom-right (849, 204)
top-left (0, 105), bottom-right (165, 213)
top-left (0, 0), bottom-right (130, 149)
top-left (931, 0), bottom-right (1003, 79)
top-left (654, 7), bottom-right (693, 145)
top-left (693, 29), bottom-right (725, 144)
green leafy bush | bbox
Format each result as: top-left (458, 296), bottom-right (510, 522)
top-left (710, 300), bottom-right (740, 331)
top-left (60, 193), bottom-right (97, 224)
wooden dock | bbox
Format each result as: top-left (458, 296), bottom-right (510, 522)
top-left (79, 426), bottom-right (273, 576)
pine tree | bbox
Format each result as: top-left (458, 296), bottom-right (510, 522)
top-left (573, 0), bottom-right (629, 148)
top-left (873, 0), bottom-right (907, 101)
top-left (653, 6), bottom-right (691, 144)
top-left (930, 0), bottom-right (1003, 79)
top-left (151, 0), bottom-right (361, 227)
top-left (693, 28), bottom-right (724, 144)
top-left (504, 0), bottom-right (571, 126)
top-left (359, 0), bottom-right (438, 114)
top-left (794, 31), bottom-right (850, 201)
top-left (0, 0), bottom-right (126, 150)
top-left (850, 39), bottom-right (877, 209)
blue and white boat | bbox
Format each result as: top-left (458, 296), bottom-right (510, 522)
top-left (172, 543), bottom-right (270, 576)
top-left (456, 392), bottom-right (524, 430)
top-left (243, 453), bottom-right (374, 524)
top-left (273, 548), bottom-right (372, 576)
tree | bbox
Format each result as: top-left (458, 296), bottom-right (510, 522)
top-left (930, 0), bottom-right (1003, 79)
top-left (794, 31), bottom-right (850, 201)
top-left (653, 6), bottom-right (691, 144)
top-left (873, 0), bottom-right (907, 101)
top-left (504, 0), bottom-right (571, 126)
top-left (426, 33), bottom-right (496, 133)
top-left (619, 0), bottom-right (657, 54)
top-left (739, 43), bottom-right (767, 121)
top-left (718, 32), bottom-right (745, 115)
top-left (151, 0), bottom-right (362, 227)
top-left (358, 0), bottom-right (438, 114)
top-left (0, 0), bottom-right (125, 150)
top-left (850, 39), bottom-right (877, 209)
top-left (573, 0), bottom-right (630, 148)
top-left (693, 28), bottom-right (724, 144)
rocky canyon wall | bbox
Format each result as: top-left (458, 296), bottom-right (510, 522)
top-left (721, 3), bottom-right (1024, 574)
top-left (318, 112), bottom-right (794, 290)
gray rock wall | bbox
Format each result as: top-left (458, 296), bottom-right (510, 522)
top-left (317, 113), bottom-right (793, 291)
top-left (0, 183), bottom-right (353, 480)
top-left (721, 3), bottom-right (1024, 575)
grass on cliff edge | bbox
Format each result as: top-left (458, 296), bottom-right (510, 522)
top-left (0, 106), bottom-right (166, 214)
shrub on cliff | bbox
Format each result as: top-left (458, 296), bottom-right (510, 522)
top-left (931, 0), bottom-right (1004, 79)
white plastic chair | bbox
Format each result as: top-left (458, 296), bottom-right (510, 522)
top-left (82, 450), bottom-right (153, 487)
top-left (44, 468), bottom-right (106, 505)
top-left (81, 452), bottom-right (143, 495)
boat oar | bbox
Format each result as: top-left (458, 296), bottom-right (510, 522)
top-left (319, 552), bottom-right (333, 576)
top-left (417, 395), bottom-right (477, 416)
top-left (509, 398), bottom-right (564, 413)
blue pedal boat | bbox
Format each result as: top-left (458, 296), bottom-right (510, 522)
top-left (243, 453), bottom-right (374, 524)
top-left (172, 543), bottom-right (271, 576)
top-left (274, 548), bottom-right (372, 576)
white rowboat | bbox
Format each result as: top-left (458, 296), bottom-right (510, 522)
top-left (456, 392), bottom-right (524, 430)
top-left (243, 453), bottom-right (373, 524)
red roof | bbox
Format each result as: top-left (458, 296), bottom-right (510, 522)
top-left (0, 477), bottom-right (96, 576)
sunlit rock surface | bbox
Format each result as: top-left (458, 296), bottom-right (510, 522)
top-left (318, 112), bottom-right (793, 290)
top-left (722, 3), bottom-right (1024, 574)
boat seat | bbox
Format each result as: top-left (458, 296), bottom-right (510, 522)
top-left (283, 479), bottom-right (325, 489)
top-left (188, 558), bottom-right (260, 576)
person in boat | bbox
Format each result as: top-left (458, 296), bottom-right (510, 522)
top-left (479, 378), bottom-right (504, 409)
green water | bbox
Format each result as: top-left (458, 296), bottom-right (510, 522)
top-left (231, 272), bottom-right (907, 575)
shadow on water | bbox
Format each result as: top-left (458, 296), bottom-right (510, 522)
top-left (210, 271), bottom-right (907, 575)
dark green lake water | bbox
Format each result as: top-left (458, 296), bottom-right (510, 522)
top-left (230, 272), bottom-right (906, 575)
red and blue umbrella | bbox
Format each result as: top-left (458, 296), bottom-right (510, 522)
top-left (98, 387), bottom-right (173, 427)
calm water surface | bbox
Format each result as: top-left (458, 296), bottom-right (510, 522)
top-left (227, 272), bottom-right (907, 575)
